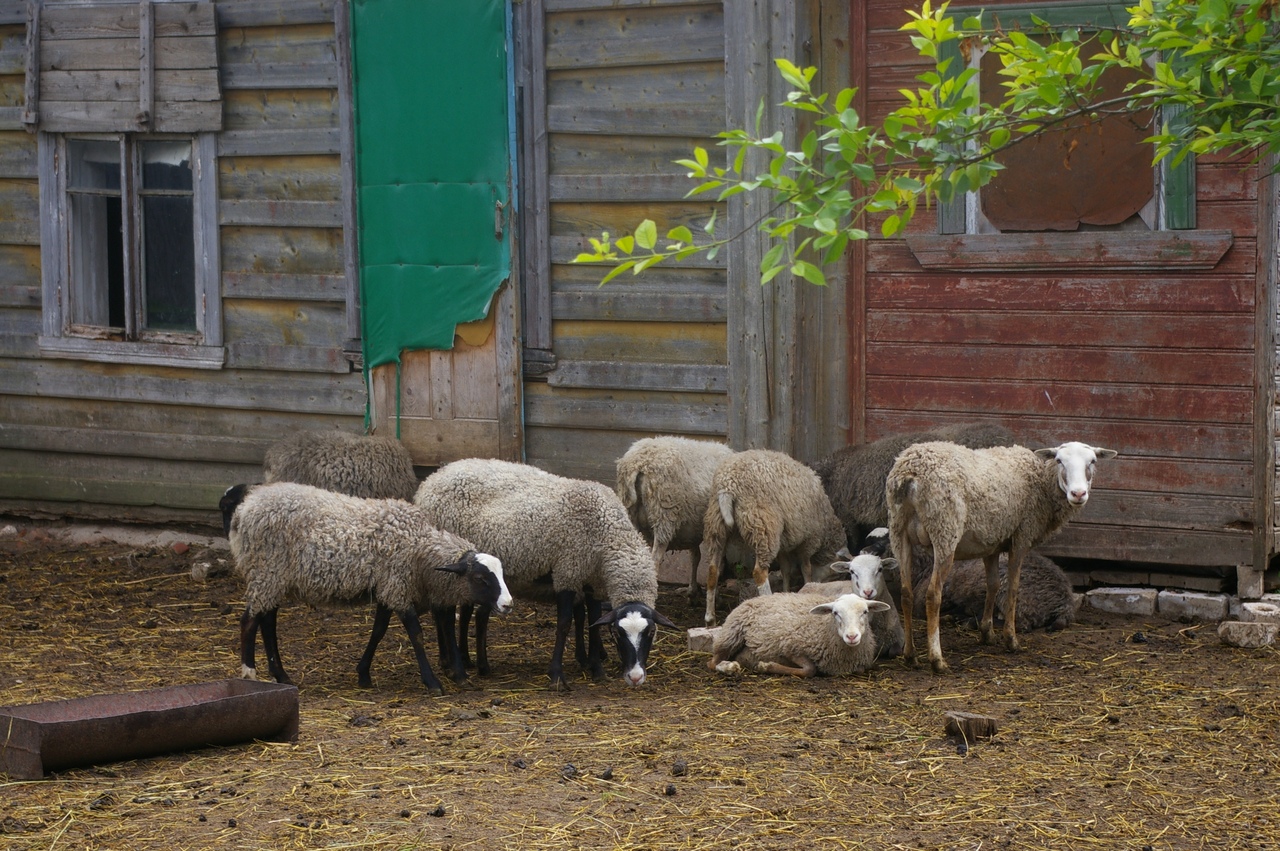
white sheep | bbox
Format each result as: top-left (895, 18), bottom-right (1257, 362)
top-left (886, 441), bottom-right (1116, 673)
top-left (701, 449), bottom-right (847, 627)
top-left (799, 551), bottom-right (905, 660)
top-left (222, 482), bottom-right (512, 694)
top-left (615, 436), bottom-right (734, 601)
top-left (414, 458), bottom-right (676, 691)
top-left (262, 430), bottom-right (419, 501)
top-left (811, 422), bottom-right (1016, 549)
top-left (709, 591), bottom-right (891, 677)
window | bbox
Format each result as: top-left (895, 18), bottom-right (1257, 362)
top-left (39, 132), bottom-right (223, 367)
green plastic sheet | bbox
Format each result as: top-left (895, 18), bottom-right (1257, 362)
top-left (350, 0), bottom-right (511, 369)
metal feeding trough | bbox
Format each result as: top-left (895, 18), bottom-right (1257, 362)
top-left (0, 679), bottom-right (299, 780)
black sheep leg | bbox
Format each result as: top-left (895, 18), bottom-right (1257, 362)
top-left (585, 594), bottom-right (607, 682)
top-left (356, 603), bottom-right (394, 688)
top-left (457, 604), bottom-right (476, 669)
top-left (573, 600), bottom-right (589, 670)
top-left (239, 607), bottom-right (260, 678)
top-left (548, 589), bottom-right (576, 691)
top-left (259, 608), bottom-right (291, 684)
top-left (433, 605), bottom-right (470, 686)
top-left (473, 606), bottom-right (491, 676)
top-left (398, 607), bottom-right (445, 695)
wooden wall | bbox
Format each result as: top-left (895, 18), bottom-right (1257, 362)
top-left (0, 0), bottom-right (365, 527)
top-left (520, 0), bottom-right (729, 483)
top-left (855, 0), bottom-right (1270, 573)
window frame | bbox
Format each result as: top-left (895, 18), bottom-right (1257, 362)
top-left (935, 1), bottom-right (1196, 236)
top-left (38, 131), bottom-right (224, 369)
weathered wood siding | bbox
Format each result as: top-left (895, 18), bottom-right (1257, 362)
top-left (521, 0), bottom-right (728, 484)
top-left (855, 0), bottom-right (1269, 572)
top-left (0, 0), bottom-right (364, 526)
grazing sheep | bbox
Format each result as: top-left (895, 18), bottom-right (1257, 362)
top-left (701, 449), bottom-right (847, 627)
top-left (799, 551), bottom-right (905, 660)
top-left (860, 530), bottom-right (1074, 633)
top-left (886, 441), bottom-right (1116, 673)
top-left (811, 422), bottom-right (1016, 549)
top-left (615, 436), bottom-right (734, 601)
top-left (415, 458), bottom-right (676, 691)
top-left (222, 482), bottom-right (512, 694)
top-left (709, 591), bottom-right (891, 677)
top-left (263, 430), bottom-right (419, 501)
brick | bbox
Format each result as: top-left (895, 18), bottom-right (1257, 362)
top-left (1240, 602), bottom-right (1280, 624)
top-left (1157, 590), bottom-right (1229, 622)
top-left (687, 627), bottom-right (719, 654)
top-left (1217, 620), bottom-right (1279, 648)
top-left (1086, 587), bottom-right (1157, 615)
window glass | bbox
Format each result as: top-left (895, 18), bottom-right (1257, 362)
top-left (140, 141), bottom-right (196, 332)
top-left (67, 139), bottom-right (125, 329)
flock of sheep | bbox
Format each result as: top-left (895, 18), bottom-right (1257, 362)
top-left (218, 425), bottom-right (1115, 692)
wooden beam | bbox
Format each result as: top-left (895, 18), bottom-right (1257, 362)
top-left (1249, 156), bottom-right (1278, 597)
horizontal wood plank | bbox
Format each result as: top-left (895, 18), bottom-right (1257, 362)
top-left (41, 36), bottom-right (217, 72)
top-left (221, 225), bottom-right (345, 276)
top-left (218, 153), bottom-right (341, 202)
top-left (222, 271), bottom-right (346, 301)
top-left (225, 342), bottom-right (353, 373)
top-left (221, 60), bottom-right (339, 90)
top-left (549, 173), bottom-right (695, 202)
top-left (546, 5), bottom-right (722, 69)
top-left (1042, 523), bottom-right (1252, 566)
top-left (219, 198), bottom-right (343, 227)
top-left (524, 391), bottom-right (726, 435)
top-left (551, 286), bottom-right (726, 322)
top-left (390, 417), bottom-right (503, 469)
top-left (0, 283), bottom-right (37, 308)
top-left (217, 0), bottom-right (338, 28)
top-left (552, 318), bottom-right (725, 364)
top-left (548, 103), bottom-right (722, 137)
top-left (551, 235), bottom-right (724, 268)
top-left (217, 128), bottom-right (342, 157)
top-left (38, 100), bottom-right (222, 133)
top-left (223, 298), bottom-right (348, 347)
top-left (548, 359), bottom-right (727, 392)
top-left (40, 69), bottom-right (221, 103)
top-left (905, 230), bottom-right (1236, 271)
top-left (0, 357), bottom-right (365, 416)
top-left (867, 342), bottom-right (1254, 387)
top-left (867, 377), bottom-right (1253, 424)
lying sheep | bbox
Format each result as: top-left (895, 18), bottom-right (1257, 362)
top-left (701, 449), bottom-right (847, 627)
top-left (811, 422), bottom-right (1016, 549)
top-left (415, 458), bottom-right (676, 691)
top-left (222, 482), bottom-right (512, 694)
top-left (799, 551), bottom-right (905, 660)
top-left (886, 441), bottom-right (1116, 673)
top-left (263, 430), bottom-right (419, 501)
top-left (615, 436), bottom-right (734, 601)
top-left (709, 591), bottom-right (891, 677)
top-left (860, 530), bottom-right (1074, 633)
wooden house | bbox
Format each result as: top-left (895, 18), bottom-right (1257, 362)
top-left (0, 0), bottom-right (1275, 595)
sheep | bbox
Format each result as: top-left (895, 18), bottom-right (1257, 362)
top-left (615, 436), bottom-right (734, 602)
top-left (811, 422), bottom-right (1016, 549)
top-left (886, 441), bottom-right (1116, 673)
top-left (859, 529), bottom-right (1074, 633)
top-left (701, 449), bottom-right (847, 627)
top-left (414, 458), bottom-right (677, 691)
top-left (221, 482), bottom-right (512, 694)
top-left (708, 591), bottom-right (891, 678)
top-left (799, 551), bottom-right (905, 660)
top-left (262, 430), bottom-right (419, 501)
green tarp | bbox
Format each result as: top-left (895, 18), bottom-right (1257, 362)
top-left (350, 0), bottom-right (511, 369)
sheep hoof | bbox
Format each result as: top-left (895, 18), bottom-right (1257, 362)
top-left (550, 677), bottom-right (572, 693)
top-left (426, 685), bottom-right (445, 697)
top-left (1004, 634), bottom-right (1021, 653)
top-left (357, 675), bottom-right (373, 689)
top-left (239, 664), bottom-right (257, 681)
top-left (930, 658), bottom-right (951, 675)
top-left (714, 660), bottom-right (743, 677)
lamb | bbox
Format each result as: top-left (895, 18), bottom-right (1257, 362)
top-left (262, 430), bottom-right (419, 501)
top-left (709, 591), bottom-right (891, 677)
top-left (886, 441), bottom-right (1116, 673)
top-left (701, 449), bottom-right (847, 627)
top-left (859, 530), bottom-right (1074, 633)
top-left (615, 436), bottom-right (734, 601)
top-left (414, 458), bottom-right (676, 691)
top-left (799, 551), bottom-right (905, 660)
top-left (221, 482), bottom-right (512, 694)
top-left (811, 422), bottom-right (1016, 549)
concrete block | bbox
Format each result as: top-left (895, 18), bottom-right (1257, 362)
top-left (1239, 601), bottom-right (1280, 624)
top-left (1218, 620), bottom-right (1279, 649)
top-left (1071, 592), bottom-right (1085, 616)
top-left (657, 550), bottom-right (694, 586)
top-left (688, 627), bottom-right (719, 654)
top-left (1157, 590), bottom-right (1229, 622)
top-left (1086, 587), bottom-right (1157, 615)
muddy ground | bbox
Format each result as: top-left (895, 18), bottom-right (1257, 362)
top-left (2, 527), bottom-right (1279, 850)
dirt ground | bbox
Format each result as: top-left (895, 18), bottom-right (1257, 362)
top-left (3, 528), bottom-right (1280, 851)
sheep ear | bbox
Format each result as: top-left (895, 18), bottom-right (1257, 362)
top-left (651, 608), bottom-right (678, 629)
top-left (867, 600), bottom-right (892, 613)
top-left (808, 603), bottom-right (836, 616)
top-left (435, 562), bottom-right (468, 576)
top-left (591, 609), bottom-right (617, 628)
top-left (836, 546), bottom-right (853, 561)
top-left (1094, 447), bottom-right (1118, 460)
top-left (826, 561), bottom-right (852, 576)
top-left (1033, 447), bottom-right (1059, 460)
top-left (879, 557), bottom-right (899, 573)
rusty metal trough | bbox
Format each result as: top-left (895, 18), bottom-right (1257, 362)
top-left (0, 679), bottom-right (299, 780)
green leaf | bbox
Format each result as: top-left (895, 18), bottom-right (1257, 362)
top-left (791, 260), bottom-right (827, 286)
top-left (881, 214), bottom-right (902, 237)
top-left (616, 235), bottom-right (635, 255)
top-left (635, 219), bottom-right (658, 251)
top-left (666, 226), bottom-right (693, 244)
top-left (600, 260), bottom-right (637, 285)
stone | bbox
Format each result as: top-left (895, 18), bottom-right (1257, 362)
top-left (1086, 587), bottom-right (1157, 616)
top-left (1217, 620), bottom-right (1279, 648)
top-left (1239, 601), bottom-right (1280, 624)
top-left (1156, 590), bottom-right (1229, 622)
top-left (687, 627), bottom-right (719, 654)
